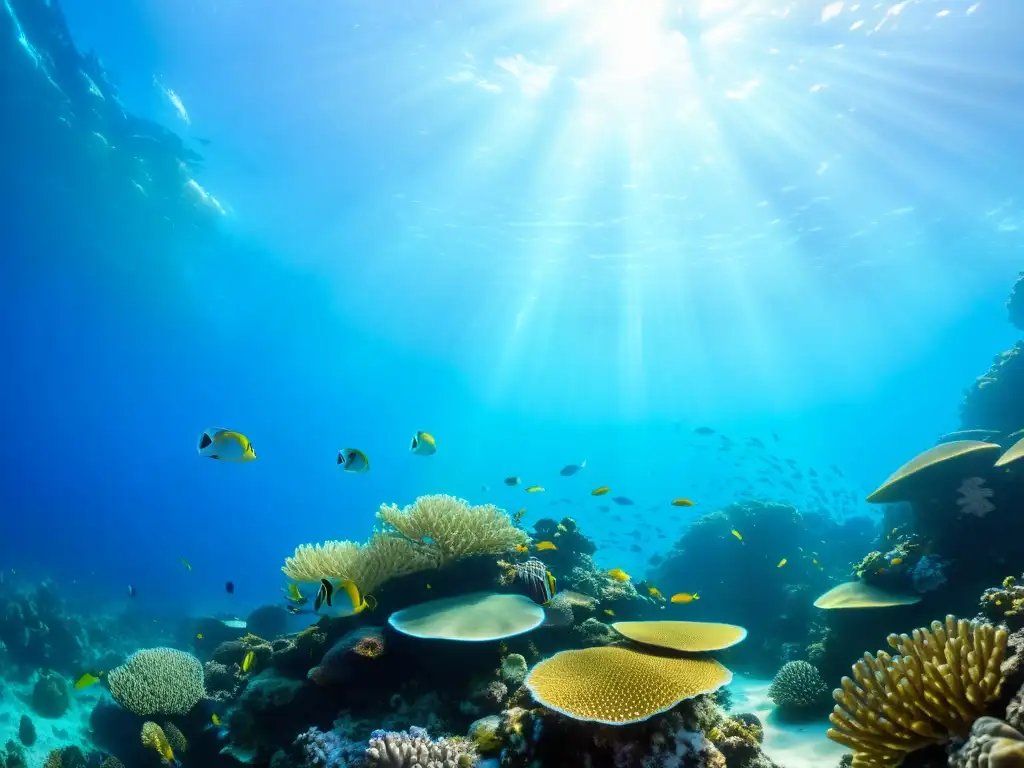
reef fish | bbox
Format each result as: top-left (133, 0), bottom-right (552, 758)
top-left (670, 592), bottom-right (700, 604)
top-left (607, 568), bottom-right (631, 582)
top-left (242, 651), bottom-right (255, 673)
top-left (410, 431), bottom-right (436, 456)
top-left (515, 558), bottom-right (557, 606)
top-left (611, 496), bottom-right (634, 506)
top-left (504, 476), bottom-right (521, 486)
top-left (225, 581), bottom-right (234, 594)
top-left (316, 578), bottom-right (374, 618)
top-left (525, 485), bottom-right (544, 493)
top-left (559, 460), bottom-right (587, 476)
top-left (535, 541), bottom-right (557, 551)
top-left (591, 486), bottom-right (610, 496)
top-left (197, 428), bottom-right (256, 462)
top-left (74, 672), bottom-right (101, 690)
top-left (671, 498), bottom-right (695, 507)
top-left (180, 558), bottom-right (192, 571)
top-left (283, 583), bottom-right (306, 604)
top-left (730, 529), bottom-right (743, 542)
top-left (337, 447), bottom-right (370, 473)
top-left (777, 558), bottom-right (787, 568)
top-left (694, 427), bottom-right (716, 435)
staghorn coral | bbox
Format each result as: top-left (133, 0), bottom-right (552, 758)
top-left (283, 495), bottom-right (526, 592)
top-left (376, 495), bottom-right (527, 566)
top-left (108, 647), bottom-right (205, 715)
top-left (365, 726), bottom-right (476, 768)
top-left (767, 661), bottom-right (828, 710)
top-left (950, 717), bottom-right (1024, 768)
top-left (141, 721), bottom-right (175, 763)
top-left (826, 615), bottom-right (1007, 767)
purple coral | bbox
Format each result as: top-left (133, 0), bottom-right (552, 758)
top-left (294, 727), bottom-right (366, 768)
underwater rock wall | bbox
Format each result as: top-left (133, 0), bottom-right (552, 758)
top-left (0, 0), bottom-right (223, 263)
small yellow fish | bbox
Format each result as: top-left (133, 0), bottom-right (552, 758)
top-left (535, 541), bottom-right (558, 552)
top-left (180, 558), bottom-right (192, 571)
top-left (514, 544), bottom-right (529, 553)
top-left (607, 568), bottom-right (631, 582)
top-left (671, 498), bottom-right (695, 507)
top-left (812, 558), bottom-right (822, 569)
top-left (426, 584), bottom-right (432, 590)
top-left (777, 558), bottom-right (787, 568)
top-left (74, 672), bottom-right (101, 690)
top-left (242, 650), bottom-right (255, 673)
top-left (730, 529), bottom-right (743, 542)
top-left (196, 633), bottom-right (204, 640)
top-left (212, 714), bottom-right (221, 727)
top-left (647, 586), bottom-right (664, 600)
top-left (891, 557), bottom-right (903, 566)
top-left (284, 583), bottom-right (304, 603)
top-left (591, 486), bottom-right (610, 496)
top-left (671, 592), bottom-right (700, 604)
top-left (512, 508), bottom-right (527, 524)
top-left (603, 609), bottom-right (615, 617)
top-left (525, 485), bottom-right (544, 493)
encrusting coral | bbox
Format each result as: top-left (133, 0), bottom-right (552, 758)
top-left (826, 615), bottom-right (1008, 767)
top-left (282, 495), bottom-right (527, 592)
top-left (767, 660), bottom-right (828, 711)
top-left (107, 647), bottom-right (206, 715)
top-left (950, 717), bottom-right (1024, 768)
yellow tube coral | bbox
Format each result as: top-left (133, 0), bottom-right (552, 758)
top-left (826, 615), bottom-right (1007, 767)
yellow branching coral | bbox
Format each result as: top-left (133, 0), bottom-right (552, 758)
top-left (376, 494), bottom-right (528, 566)
top-left (283, 495), bottom-right (527, 593)
top-left (141, 721), bottom-right (175, 763)
top-left (827, 615), bottom-right (1008, 768)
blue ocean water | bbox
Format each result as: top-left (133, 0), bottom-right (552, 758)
top-left (2, 7), bottom-right (1024, 760)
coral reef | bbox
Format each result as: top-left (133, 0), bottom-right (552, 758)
top-left (283, 495), bottom-right (527, 592)
top-left (31, 670), bottom-right (70, 717)
top-left (827, 616), bottom-right (1007, 766)
top-left (107, 646), bottom-right (206, 715)
top-left (950, 717), bottom-right (1024, 768)
top-left (365, 726), bottom-right (476, 768)
top-left (767, 661), bottom-right (828, 712)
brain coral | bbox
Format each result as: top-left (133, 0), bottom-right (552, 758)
top-left (108, 647), bottom-right (205, 716)
top-left (767, 661), bottom-right (828, 709)
top-left (611, 620), bottom-right (747, 652)
top-left (525, 646), bottom-right (732, 725)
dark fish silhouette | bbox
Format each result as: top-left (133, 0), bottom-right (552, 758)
top-left (612, 496), bottom-right (634, 506)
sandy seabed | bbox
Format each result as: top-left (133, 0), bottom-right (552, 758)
top-left (730, 674), bottom-right (849, 768)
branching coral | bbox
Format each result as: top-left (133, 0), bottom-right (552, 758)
top-left (282, 495), bottom-right (526, 593)
top-left (108, 647), bottom-right (205, 716)
top-left (826, 615), bottom-right (1008, 767)
top-left (376, 495), bottom-right (528, 566)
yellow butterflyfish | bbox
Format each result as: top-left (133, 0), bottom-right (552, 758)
top-left (777, 558), bottom-right (787, 568)
top-left (607, 568), bottom-right (630, 582)
top-left (197, 428), bottom-right (256, 462)
top-left (730, 529), bottom-right (743, 542)
top-left (242, 650), bottom-right (255, 673)
top-left (535, 541), bottom-right (557, 552)
top-left (74, 672), bottom-right (101, 690)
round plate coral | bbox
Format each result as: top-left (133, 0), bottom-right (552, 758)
top-left (525, 646), bottom-right (733, 725)
top-left (610, 620), bottom-right (748, 652)
top-left (387, 591), bottom-right (545, 641)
